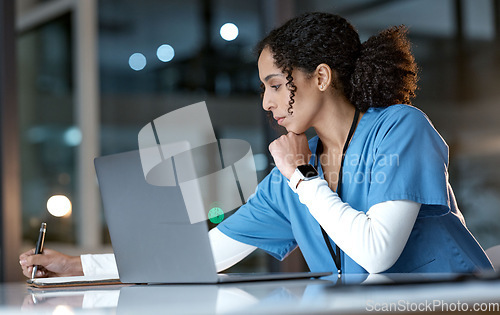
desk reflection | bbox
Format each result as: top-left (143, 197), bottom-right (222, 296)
top-left (21, 278), bottom-right (332, 314)
top-left (22, 288), bottom-right (120, 311)
top-left (17, 273), bottom-right (500, 314)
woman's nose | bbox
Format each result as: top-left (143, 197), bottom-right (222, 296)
top-left (262, 93), bottom-right (274, 112)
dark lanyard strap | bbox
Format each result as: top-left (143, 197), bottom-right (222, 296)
top-left (315, 108), bottom-right (360, 276)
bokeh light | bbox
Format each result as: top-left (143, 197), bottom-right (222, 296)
top-left (53, 305), bottom-right (75, 315)
top-left (47, 195), bottom-right (72, 217)
top-left (220, 23), bottom-right (239, 41)
top-left (63, 126), bottom-right (82, 146)
top-left (253, 153), bottom-right (268, 172)
top-left (157, 44), bottom-right (175, 62)
top-left (128, 53), bottom-right (147, 71)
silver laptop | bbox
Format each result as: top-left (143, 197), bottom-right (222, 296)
top-left (94, 150), bottom-right (331, 284)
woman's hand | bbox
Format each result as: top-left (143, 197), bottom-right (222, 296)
top-left (19, 248), bottom-right (84, 278)
top-left (268, 132), bottom-right (312, 179)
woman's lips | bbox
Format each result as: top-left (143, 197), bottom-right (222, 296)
top-left (275, 116), bottom-right (285, 125)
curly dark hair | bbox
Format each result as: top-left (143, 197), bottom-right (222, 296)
top-left (256, 12), bottom-right (418, 113)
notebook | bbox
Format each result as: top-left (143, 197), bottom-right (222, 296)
top-left (94, 149), bottom-right (331, 284)
top-left (27, 275), bottom-right (122, 288)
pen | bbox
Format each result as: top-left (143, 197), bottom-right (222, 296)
top-left (31, 222), bottom-right (46, 279)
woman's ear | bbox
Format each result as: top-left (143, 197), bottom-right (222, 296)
top-left (316, 63), bottom-right (333, 91)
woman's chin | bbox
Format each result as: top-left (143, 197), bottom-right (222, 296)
top-left (285, 126), bottom-right (304, 135)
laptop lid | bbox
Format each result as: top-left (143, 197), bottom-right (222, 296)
top-left (95, 150), bottom-right (219, 284)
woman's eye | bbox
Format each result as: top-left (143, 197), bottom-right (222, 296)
top-left (271, 84), bottom-right (281, 90)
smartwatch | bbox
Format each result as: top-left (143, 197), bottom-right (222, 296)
top-left (289, 164), bottom-right (319, 190)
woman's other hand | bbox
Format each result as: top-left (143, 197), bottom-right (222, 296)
top-left (268, 132), bottom-right (311, 179)
top-left (19, 248), bottom-right (83, 278)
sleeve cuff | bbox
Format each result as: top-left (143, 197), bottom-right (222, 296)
top-left (81, 253), bottom-right (119, 278)
top-left (287, 168), bottom-right (301, 193)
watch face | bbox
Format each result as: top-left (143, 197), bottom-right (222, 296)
top-left (208, 207), bottom-right (224, 224)
top-left (297, 164), bottom-right (318, 178)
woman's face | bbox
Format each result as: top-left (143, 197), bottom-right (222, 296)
top-left (258, 48), bottom-right (324, 134)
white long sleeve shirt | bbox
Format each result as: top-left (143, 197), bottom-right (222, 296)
top-left (292, 177), bottom-right (420, 273)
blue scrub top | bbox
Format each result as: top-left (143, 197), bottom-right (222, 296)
top-left (218, 104), bottom-right (493, 274)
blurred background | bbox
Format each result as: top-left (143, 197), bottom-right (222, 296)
top-left (0, 0), bottom-right (499, 281)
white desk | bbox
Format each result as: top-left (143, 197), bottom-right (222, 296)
top-left (4, 274), bottom-right (500, 314)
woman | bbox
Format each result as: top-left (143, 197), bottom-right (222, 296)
top-left (20, 12), bottom-right (493, 278)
